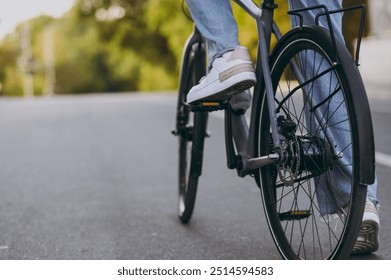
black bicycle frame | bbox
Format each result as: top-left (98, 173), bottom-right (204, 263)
top-left (231, 0), bottom-right (281, 177)
top-left (228, 0), bottom-right (372, 181)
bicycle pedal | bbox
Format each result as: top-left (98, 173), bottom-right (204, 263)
top-left (188, 101), bottom-right (228, 112)
top-left (279, 210), bottom-right (311, 221)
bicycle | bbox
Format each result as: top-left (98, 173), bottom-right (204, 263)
top-left (172, 0), bottom-right (375, 260)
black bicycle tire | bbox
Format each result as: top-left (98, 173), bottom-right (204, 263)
top-left (256, 26), bottom-right (369, 259)
top-left (176, 41), bottom-right (207, 224)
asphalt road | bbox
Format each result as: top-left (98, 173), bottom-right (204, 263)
top-left (0, 92), bottom-right (389, 260)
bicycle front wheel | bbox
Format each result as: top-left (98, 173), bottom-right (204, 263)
top-left (175, 37), bottom-right (208, 224)
top-left (256, 26), bottom-right (372, 259)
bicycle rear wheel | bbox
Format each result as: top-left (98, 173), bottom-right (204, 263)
top-left (256, 26), bottom-right (372, 259)
top-left (175, 35), bottom-right (208, 223)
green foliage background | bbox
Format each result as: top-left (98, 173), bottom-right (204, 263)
top-left (0, 0), bottom-right (367, 96)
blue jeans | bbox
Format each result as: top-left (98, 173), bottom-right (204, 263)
top-left (186, 0), bottom-right (378, 213)
top-left (186, 0), bottom-right (346, 66)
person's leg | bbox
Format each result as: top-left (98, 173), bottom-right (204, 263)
top-left (186, 0), bottom-right (239, 68)
top-left (185, 0), bottom-right (255, 105)
top-left (289, 0), bottom-right (345, 43)
top-left (289, 0), bottom-right (378, 209)
top-left (289, 0), bottom-right (379, 253)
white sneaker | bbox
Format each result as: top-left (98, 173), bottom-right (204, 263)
top-left (186, 46), bottom-right (256, 104)
top-left (352, 198), bottom-right (380, 254)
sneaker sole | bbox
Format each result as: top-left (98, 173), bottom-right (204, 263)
top-left (187, 73), bottom-right (256, 104)
top-left (351, 220), bottom-right (379, 255)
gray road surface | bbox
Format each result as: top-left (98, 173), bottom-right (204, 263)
top-left (0, 93), bottom-right (389, 260)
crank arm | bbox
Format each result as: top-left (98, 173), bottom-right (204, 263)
top-left (245, 153), bottom-right (280, 171)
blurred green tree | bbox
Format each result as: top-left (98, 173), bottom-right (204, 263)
top-left (0, 40), bottom-right (23, 96)
top-left (67, 0), bottom-right (186, 91)
top-left (0, 0), bottom-right (372, 96)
